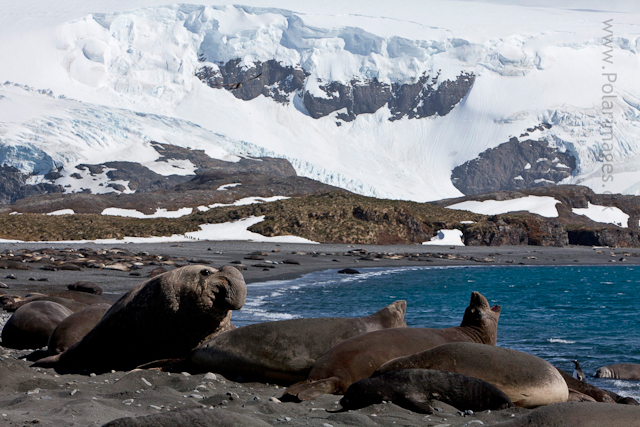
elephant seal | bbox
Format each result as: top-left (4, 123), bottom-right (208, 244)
top-left (572, 360), bottom-right (586, 382)
top-left (67, 281), bottom-right (103, 295)
top-left (6, 291), bottom-right (111, 312)
top-left (374, 342), bottom-right (568, 408)
top-left (282, 291), bottom-right (500, 401)
top-left (491, 401), bottom-right (640, 427)
top-left (3, 295), bottom-right (88, 313)
top-left (339, 369), bottom-right (514, 414)
top-left (1, 301), bottom-right (73, 349)
top-left (47, 303), bottom-right (111, 355)
top-left (183, 300), bottom-right (407, 384)
top-left (32, 265), bottom-right (246, 373)
top-left (595, 363), bottom-right (640, 381)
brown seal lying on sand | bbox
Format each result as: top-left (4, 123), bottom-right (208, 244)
top-left (180, 300), bottom-right (407, 384)
top-left (5, 290), bottom-right (112, 312)
top-left (1, 301), bottom-right (73, 349)
top-left (33, 265), bottom-right (247, 373)
top-left (492, 401), bottom-right (640, 427)
top-left (375, 342), bottom-right (569, 408)
top-left (282, 291), bottom-right (500, 401)
top-left (339, 369), bottom-right (514, 414)
top-left (595, 363), bottom-right (640, 381)
top-left (47, 303), bottom-right (111, 355)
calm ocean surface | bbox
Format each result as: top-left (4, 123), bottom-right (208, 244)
top-left (234, 265), bottom-right (640, 399)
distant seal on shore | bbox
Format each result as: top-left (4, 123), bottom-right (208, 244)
top-left (491, 401), bottom-right (640, 427)
top-left (375, 342), bottom-right (568, 408)
top-left (47, 303), bottom-right (111, 355)
top-left (1, 301), bottom-right (73, 349)
top-left (182, 300), bottom-right (407, 384)
top-left (67, 282), bottom-right (103, 295)
top-left (595, 363), bottom-right (640, 381)
top-left (33, 265), bottom-right (247, 373)
top-left (5, 291), bottom-right (111, 312)
top-left (339, 369), bottom-right (514, 414)
top-left (282, 291), bottom-right (500, 401)
top-left (558, 368), bottom-right (639, 405)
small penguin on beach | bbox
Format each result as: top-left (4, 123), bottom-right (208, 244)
top-left (572, 360), bottom-right (586, 382)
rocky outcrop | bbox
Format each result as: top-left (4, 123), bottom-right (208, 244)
top-left (0, 166), bottom-right (63, 205)
top-left (451, 129), bottom-right (576, 195)
top-left (196, 59), bottom-right (308, 104)
top-left (196, 59), bottom-right (474, 122)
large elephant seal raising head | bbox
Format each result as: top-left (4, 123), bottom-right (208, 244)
top-left (283, 291), bottom-right (500, 401)
top-left (33, 265), bottom-right (247, 373)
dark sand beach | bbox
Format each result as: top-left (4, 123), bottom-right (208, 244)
top-left (1, 241), bottom-right (639, 426)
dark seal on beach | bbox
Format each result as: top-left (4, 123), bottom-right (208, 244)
top-left (184, 300), bottom-right (408, 384)
top-left (33, 265), bottom-right (247, 373)
top-left (47, 303), bottom-right (111, 355)
top-left (339, 369), bottom-right (514, 414)
top-left (282, 291), bottom-right (500, 401)
top-left (374, 342), bottom-right (568, 408)
top-left (595, 363), bottom-right (640, 381)
top-left (67, 281), bottom-right (103, 295)
top-left (1, 301), bottom-right (73, 349)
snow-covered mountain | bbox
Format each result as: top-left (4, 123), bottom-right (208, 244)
top-left (1, 0), bottom-right (639, 202)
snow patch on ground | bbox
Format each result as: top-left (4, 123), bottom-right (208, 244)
top-left (46, 209), bottom-right (75, 216)
top-left (101, 207), bottom-right (194, 218)
top-left (198, 196), bottom-right (289, 211)
top-left (572, 203), bottom-right (629, 228)
top-left (447, 196), bottom-right (561, 218)
top-left (423, 229), bottom-right (465, 246)
top-left (217, 183), bottom-right (242, 191)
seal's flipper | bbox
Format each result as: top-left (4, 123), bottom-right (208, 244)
top-left (31, 353), bottom-right (60, 368)
top-left (136, 358), bottom-right (188, 372)
top-left (282, 378), bottom-right (339, 401)
top-left (393, 394), bottom-right (435, 414)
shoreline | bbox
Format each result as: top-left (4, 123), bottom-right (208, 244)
top-left (2, 242), bottom-right (640, 426)
top-left (1, 241), bottom-right (639, 292)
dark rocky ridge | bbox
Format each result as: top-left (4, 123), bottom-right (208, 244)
top-left (451, 126), bottom-right (576, 195)
top-left (0, 143), bottom-right (339, 213)
top-left (0, 166), bottom-right (64, 205)
top-left (196, 59), bottom-right (308, 104)
top-left (196, 58), bottom-right (474, 122)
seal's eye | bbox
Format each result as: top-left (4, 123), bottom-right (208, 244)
top-left (200, 269), bottom-right (212, 277)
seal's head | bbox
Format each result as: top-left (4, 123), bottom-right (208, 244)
top-left (161, 265), bottom-right (247, 313)
top-left (459, 291), bottom-right (501, 345)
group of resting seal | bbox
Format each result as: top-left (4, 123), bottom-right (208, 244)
top-left (1, 265), bottom-right (639, 423)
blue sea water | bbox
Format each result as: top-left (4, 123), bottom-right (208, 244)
top-left (234, 265), bottom-right (640, 400)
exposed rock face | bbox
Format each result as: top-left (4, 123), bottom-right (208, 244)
top-left (0, 142), bottom-right (319, 211)
top-left (0, 166), bottom-right (63, 205)
top-left (451, 129), bottom-right (576, 195)
top-left (196, 59), bottom-right (308, 104)
top-left (196, 59), bottom-right (474, 122)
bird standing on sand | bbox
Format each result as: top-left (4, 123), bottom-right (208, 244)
top-left (211, 73), bottom-right (263, 90)
top-left (572, 360), bottom-right (586, 382)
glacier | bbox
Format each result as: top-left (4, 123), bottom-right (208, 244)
top-left (0, 0), bottom-right (639, 201)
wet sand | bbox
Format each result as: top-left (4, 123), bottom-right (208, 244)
top-left (1, 241), bottom-right (639, 426)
